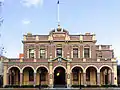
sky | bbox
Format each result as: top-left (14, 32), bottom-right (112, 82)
top-left (0, 0), bottom-right (120, 63)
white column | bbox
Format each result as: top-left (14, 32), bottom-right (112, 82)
top-left (49, 63), bottom-right (53, 88)
top-left (83, 46), bottom-right (84, 58)
top-left (89, 46), bottom-right (91, 58)
top-left (27, 49), bottom-right (29, 58)
top-left (99, 45), bottom-right (101, 50)
top-left (71, 49), bottom-right (73, 58)
top-left (3, 66), bottom-right (7, 87)
top-left (34, 49), bottom-right (36, 62)
top-left (45, 48), bottom-right (47, 58)
top-left (20, 73), bottom-right (23, 86)
top-left (113, 64), bottom-right (117, 85)
top-left (55, 46), bottom-right (56, 58)
top-left (78, 46), bottom-right (80, 58)
top-left (67, 62), bottom-right (71, 88)
top-left (62, 50), bottom-right (64, 57)
top-left (97, 73), bottom-right (100, 86)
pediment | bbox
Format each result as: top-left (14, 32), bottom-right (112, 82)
top-left (48, 27), bottom-right (70, 41)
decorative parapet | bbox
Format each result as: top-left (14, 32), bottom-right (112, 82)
top-left (79, 34), bottom-right (83, 41)
top-left (48, 35), bottom-right (53, 41)
top-left (111, 58), bottom-right (117, 62)
top-left (3, 59), bottom-right (9, 62)
top-left (23, 35), bottom-right (26, 41)
top-left (20, 59), bottom-right (23, 62)
top-left (99, 45), bottom-right (101, 50)
top-left (27, 32), bottom-right (32, 36)
top-left (65, 34), bottom-right (70, 41)
top-left (36, 36), bottom-right (39, 41)
top-left (92, 33), bottom-right (96, 41)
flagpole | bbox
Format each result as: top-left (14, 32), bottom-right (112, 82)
top-left (57, 0), bottom-right (60, 25)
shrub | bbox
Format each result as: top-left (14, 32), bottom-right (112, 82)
top-left (35, 84), bottom-right (48, 88)
top-left (101, 84), bottom-right (117, 87)
top-left (86, 85), bottom-right (99, 88)
top-left (21, 85), bottom-right (34, 88)
top-left (71, 84), bottom-right (84, 88)
top-left (4, 85), bottom-right (20, 88)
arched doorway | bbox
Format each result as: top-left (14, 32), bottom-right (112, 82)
top-left (85, 67), bottom-right (97, 85)
top-left (23, 67), bottom-right (34, 85)
top-left (72, 67), bottom-right (83, 85)
top-left (8, 67), bottom-right (20, 85)
top-left (54, 67), bottom-right (66, 87)
top-left (100, 67), bottom-right (112, 85)
top-left (36, 67), bottom-right (48, 85)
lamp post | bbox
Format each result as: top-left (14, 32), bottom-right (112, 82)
top-left (39, 70), bottom-right (41, 90)
top-left (79, 70), bottom-right (81, 90)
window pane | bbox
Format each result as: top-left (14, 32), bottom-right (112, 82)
top-left (29, 49), bottom-right (34, 58)
top-left (84, 48), bottom-right (89, 58)
top-left (73, 48), bottom-right (78, 58)
top-left (40, 49), bottom-right (46, 58)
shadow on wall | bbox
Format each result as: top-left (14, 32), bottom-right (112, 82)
top-left (117, 65), bottom-right (120, 85)
top-left (0, 75), bottom-right (3, 87)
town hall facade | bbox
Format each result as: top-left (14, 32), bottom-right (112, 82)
top-left (3, 25), bottom-right (117, 88)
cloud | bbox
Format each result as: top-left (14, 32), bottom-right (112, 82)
top-left (20, 0), bottom-right (43, 7)
top-left (22, 19), bottom-right (31, 25)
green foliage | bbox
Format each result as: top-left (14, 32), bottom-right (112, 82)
top-left (86, 85), bottom-right (99, 88)
top-left (71, 84), bottom-right (84, 88)
top-left (101, 84), bottom-right (117, 87)
top-left (35, 84), bottom-right (48, 88)
top-left (4, 85), bottom-right (20, 88)
top-left (20, 85), bottom-right (34, 88)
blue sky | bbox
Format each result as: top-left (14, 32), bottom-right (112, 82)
top-left (0, 0), bottom-right (120, 62)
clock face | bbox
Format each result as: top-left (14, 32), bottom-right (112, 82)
top-left (57, 49), bottom-right (62, 54)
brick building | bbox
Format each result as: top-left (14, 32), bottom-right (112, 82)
top-left (3, 25), bottom-right (117, 88)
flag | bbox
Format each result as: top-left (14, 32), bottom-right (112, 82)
top-left (57, 0), bottom-right (59, 4)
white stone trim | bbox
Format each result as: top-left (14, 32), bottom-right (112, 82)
top-left (7, 65), bottom-right (22, 73)
top-left (99, 45), bottom-right (101, 50)
top-left (62, 50), bottom-right (64, 57)
top-left (36, 65), bottom-right (49, 73)
top-left (85, 65), bottom-right (99, 73)
top-left (89, 46), bottom-right (91, 58)
top-left (27, 49), bottom-right (29, 58)
top-left (99, 65), bottom-right (113, 73)
top-left (22, 65), bottom-right (35, 73)
top-left (71, 50), bottom-right (73, 58)
top-left (45, 49), bottom-right (47, 59)
top-left (53, 65), bottom-right (67, 73)
top-left (70, 65), bottom-right (85, 73)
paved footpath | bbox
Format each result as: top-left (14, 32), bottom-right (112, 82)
top-left (0, 88), bottom-right (120, 90)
